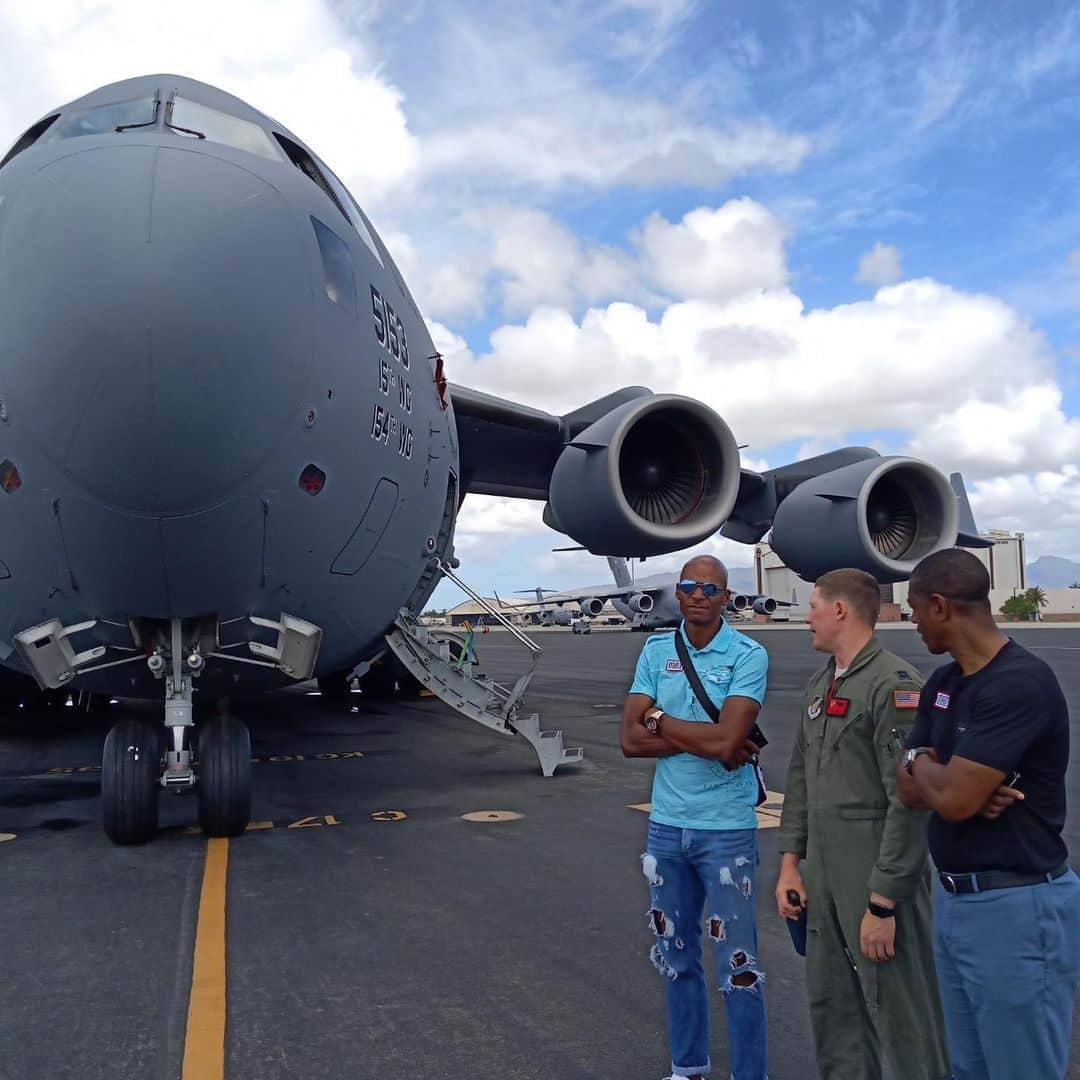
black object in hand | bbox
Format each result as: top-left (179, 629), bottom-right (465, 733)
top-left (786, 889), bottom-right (807, 956)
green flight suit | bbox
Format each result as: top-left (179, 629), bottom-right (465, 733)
top-left (777, 637), bottom-right (949, 1080)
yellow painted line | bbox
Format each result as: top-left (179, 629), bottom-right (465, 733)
top-left (0, 832), bottom-right (16, 843)
top-left (627, 802), bottom-right (652, 813)
top-left (183, 838), bottom-right (229, 1080)
top-left (371, 810), bottom-right (407, 822)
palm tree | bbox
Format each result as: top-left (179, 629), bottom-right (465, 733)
top-left (1024, 586), bottom-right (1049, 620)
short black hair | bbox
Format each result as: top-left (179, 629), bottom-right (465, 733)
top-left (909, 549), bottom-right (990, 608)
top-left (680, 554), bottom-right (728, 588)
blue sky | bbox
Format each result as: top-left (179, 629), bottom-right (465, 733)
top-left (1, 0), bottom-right (1076, 606)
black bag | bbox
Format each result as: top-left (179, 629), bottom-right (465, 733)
top-left (673, 632), bottom-right (768, 807)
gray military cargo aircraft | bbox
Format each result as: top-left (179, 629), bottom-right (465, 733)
top-left (508, 560), bottom-right (789, 629)
top-left (0, 74), bottom-right (980, 845)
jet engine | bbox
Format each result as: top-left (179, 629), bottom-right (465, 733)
top-left (728, 594), bottom-right (751, 612)
top-left (579, 597), bottom-right (605, 618)
top-left (753, 597), bottom-right (777, 616)
top-left (545, 396), bottom-right (741, 556)
top-left (771, 457), bottom-right (959, 583)
top-left (627, 593), bottom-right (654, 614)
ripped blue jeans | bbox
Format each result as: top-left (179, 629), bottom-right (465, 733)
top-left (644, 822), bottom-right (767, 1079)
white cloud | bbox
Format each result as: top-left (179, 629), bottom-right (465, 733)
top-left (421, 109), bottom-right (811, 195)
top-left (908, 384), bottom-right (1080, 479)
top-left (855, 242), bottom-right (903, 286)
top-left (0, 0), bottom-right (419, 207)
top-left (969, 467), bottom-right (1080, 562)
top-left (638, 200), bottom-right (788, 301)
top-left (467, 207), bottom-right (642, 316)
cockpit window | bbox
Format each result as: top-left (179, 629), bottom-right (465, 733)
top-left (311, 217), bottom-right (356, 311)
top-left (49, 98), bottom-right (158, 141)
top-left (274, 133), bottom-right (353, 224)
top-left (166, 97), bottom-right (280, 161)
top-left (0, 114), bottom-right (59, 169)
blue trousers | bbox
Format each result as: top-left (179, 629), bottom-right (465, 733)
top-left (932, 868), bottom-right (1080, 1079)
top-left (644, 822), bottom-right (768, 1079)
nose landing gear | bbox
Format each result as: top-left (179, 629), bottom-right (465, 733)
top-left (99, 619), bottom-right (252, 845)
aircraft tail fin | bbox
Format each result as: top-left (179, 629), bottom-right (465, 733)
top-left (607, 557), bottom-right (633, 588)
top-left (950, 472), bottom-right (993, 549)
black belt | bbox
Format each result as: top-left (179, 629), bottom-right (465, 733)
top-left (938, 862), bottom-right (1070, 895)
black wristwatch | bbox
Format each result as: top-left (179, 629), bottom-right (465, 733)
top-left (644, 709), bottom-right (664, 736)
top-left (867, 901), bottom-right (896, 919)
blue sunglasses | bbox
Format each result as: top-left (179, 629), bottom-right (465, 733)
top-left (677, 580), bottom-right (728, 598)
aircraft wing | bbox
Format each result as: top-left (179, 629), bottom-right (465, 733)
top-left (450, 383), bottom-right (653, 500)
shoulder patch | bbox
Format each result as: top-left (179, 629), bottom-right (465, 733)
top-left (893, 689), bottom-right (920, 710)
top-left (896, 670), bottom-right (912, 680)
top-left (665, 659), bottom-right (684, 673)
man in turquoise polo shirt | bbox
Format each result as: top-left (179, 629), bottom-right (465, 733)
top-left (622, 554), bottom-right (769, 1080)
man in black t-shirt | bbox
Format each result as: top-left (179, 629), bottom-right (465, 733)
top-left (897, 549), bottom-right (1080, 1080)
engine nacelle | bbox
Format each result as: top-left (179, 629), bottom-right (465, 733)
top-left (545, 395), bottom-right (741, 556)
top-left (771, 457), bottom-right (959, 583)
top-left (627, 593), bottom-right (654, 614)
top-left (579, 597), bottom-right (605, 618)
top-left (728, 593), bottom-right (751, 612)
top-left (753, 597), bottom-right (777, 616)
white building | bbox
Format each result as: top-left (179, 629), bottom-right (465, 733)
top-left (753, 529), bottom-right (1058, 620)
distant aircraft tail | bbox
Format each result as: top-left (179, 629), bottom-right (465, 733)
top-left (951, 473), bottom-right (992, 549)
top-left (607, 557), bottom-right (633, 588)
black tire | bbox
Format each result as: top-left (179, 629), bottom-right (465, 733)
top-left (317, 672), bottom-right (352, 701)
top-left (359, 659), bottom-right (398, 697)
top-left (197, 716), bottom-right (252, 837)
top-left (101, 717), bottom-right (161, 845)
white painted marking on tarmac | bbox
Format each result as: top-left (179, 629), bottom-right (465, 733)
top-left (0, 832), bottom-right (17, 843)
top-left (627, 793), bottom-right (786, 829)
top-left (462, 811), bottom-right (524, 822)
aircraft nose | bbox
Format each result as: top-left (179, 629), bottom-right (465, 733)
top-left (0, 144), bottom-right (312, 514)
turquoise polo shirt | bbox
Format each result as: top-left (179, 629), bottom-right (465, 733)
top-left (629, 620), bottom-right (768, 830)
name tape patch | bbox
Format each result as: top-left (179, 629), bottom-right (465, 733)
top-left (893, 690), bottom-right (920, 710)
top-left (665, 659), bottom-right (684, 673)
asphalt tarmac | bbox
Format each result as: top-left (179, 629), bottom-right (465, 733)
top-left (1, 624), bottom-right (1078, 1079)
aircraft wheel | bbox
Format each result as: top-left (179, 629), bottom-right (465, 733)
top-left (317, 671), bottom-right (352, 701)
top-left (359, 659), bottom-right (398, 698)
top-left (101, 717), bottom-right (161, 845)
top-left (197, 715), bottom-right (252, 837)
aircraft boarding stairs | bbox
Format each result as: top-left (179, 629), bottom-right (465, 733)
top-left (384, 559), bottom-right (583, 777)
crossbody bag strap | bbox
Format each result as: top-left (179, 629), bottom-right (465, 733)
top-left (674, 631), bottom-right (719, 721)
top-left (673, 629), bottom-right (769, 749)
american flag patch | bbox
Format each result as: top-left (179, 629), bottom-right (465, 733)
top-left (934, 692), bottom-right (951, 710)
top-left (893, 690), bottom-right (920, 710)
top-left (665, 659), bottom-right (684, 672)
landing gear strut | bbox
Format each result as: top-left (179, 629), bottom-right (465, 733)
top-left (99, 618), bottom-right (253, 844)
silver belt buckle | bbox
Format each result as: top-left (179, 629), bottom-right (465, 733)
top-left (942, 873), bottom-right (958, 894)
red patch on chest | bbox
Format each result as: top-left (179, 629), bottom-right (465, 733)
top-left (826, 697), bottom-right (850, 717)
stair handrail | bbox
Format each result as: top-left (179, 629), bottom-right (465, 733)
top-left (429, 559), bottom-right (542, 655)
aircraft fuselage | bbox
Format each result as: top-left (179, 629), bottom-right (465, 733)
top-left (0, 75), bottom-right (457, 698)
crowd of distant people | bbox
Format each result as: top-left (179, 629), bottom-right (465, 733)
top-left (622, 548), bottom-right (1078, 1080)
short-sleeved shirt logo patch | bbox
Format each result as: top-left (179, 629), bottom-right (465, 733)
top-left (893, 690), bottom-right (920, 710)
top-left (934, 691), bottom-right (951, 710)
top-left (807, 694), bottom-right (823, 719)
top-left (665, 659), bottom-right (684, 673)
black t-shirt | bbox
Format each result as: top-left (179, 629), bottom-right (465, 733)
top-left (907, 640), bottom-right (1069, 874)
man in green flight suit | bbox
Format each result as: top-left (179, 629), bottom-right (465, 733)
top-left (775, 569), bottom-right (949, 1080)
